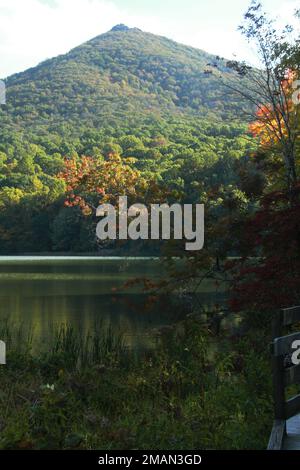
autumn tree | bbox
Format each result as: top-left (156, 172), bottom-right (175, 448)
top-left (59, 154), bottom-right (144, 215)
top-left (224, 4), bottom-right (300, 317)
top-left (223, 1), bottom-right (300, 193)
top-left (167, 3), bottom-right (300, 320)
top-left (59, 152), bottom-right (175, 253)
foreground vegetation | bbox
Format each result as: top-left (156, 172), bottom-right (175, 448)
top-left (0, 316), bottom-right (273, 450)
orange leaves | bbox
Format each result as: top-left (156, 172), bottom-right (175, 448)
top-left (250, 104), bottom-right (283, 146)
top-left (249, 70), bottom-right (299, 148)
top-left (59, 153), bottom-right (144, 215)
top-left (59, 152), bottom-right (173, 228)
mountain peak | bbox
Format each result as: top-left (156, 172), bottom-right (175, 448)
top-left (4, 25), bottom-right (246, 135)
top-left (110, 24), bottom-right (131, 32)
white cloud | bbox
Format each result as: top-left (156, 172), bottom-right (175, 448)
top-left (0, 0), bottom-right (247, 77)
top-left (0, 0), bottom-right (298, 78)
top-left (0, 0), bottom-right (165, 78)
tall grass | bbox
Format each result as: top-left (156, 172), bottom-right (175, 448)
top-left (0, 317), bottom-right (34, 354)
top-left (0, 315), bottom-right (273, 450)
top-left (50, 321), bottom-right (126, 368)
top-left (0, 318), bottom-right (127, 368)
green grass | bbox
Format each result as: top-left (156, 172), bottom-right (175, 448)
top-left (0, 316), bottom-right (273, 450)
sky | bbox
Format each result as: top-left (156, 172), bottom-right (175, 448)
top-left (0, 0), bottom-right (299, 78)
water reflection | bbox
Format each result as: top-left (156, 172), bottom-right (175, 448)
top-left (0, 257), bottom-right (224, 350)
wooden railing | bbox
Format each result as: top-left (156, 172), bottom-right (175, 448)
top-left (268, 306), bottom-right (300, 449)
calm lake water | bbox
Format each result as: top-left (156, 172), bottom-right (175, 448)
top-left (0, 257), bottom-right (224, 350)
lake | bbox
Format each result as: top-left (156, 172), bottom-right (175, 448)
top-left (0, 257), bottom-right (224, 351)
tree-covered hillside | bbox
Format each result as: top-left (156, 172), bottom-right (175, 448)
top-left (0, 25), bottom-right (254, 253)
top-left (1, 24), bottom-right (248, 135)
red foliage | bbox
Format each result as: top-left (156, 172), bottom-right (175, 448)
top-left (228, 185), bottom-right (300, 312)
top-left (58, 154), bottom-right (143, 215)
top-left (249, 71), bottom-right (298, 147)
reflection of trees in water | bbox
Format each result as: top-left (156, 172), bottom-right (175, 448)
top-left (0, 258), bottom-right (228, 350)
top-left (0, 291), bottom-right (193, 351)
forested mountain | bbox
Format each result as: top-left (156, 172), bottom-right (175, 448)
top-left (0, 25), bottom-right (254, 253)
top-left (1, 24), bottom-right (248, 134)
